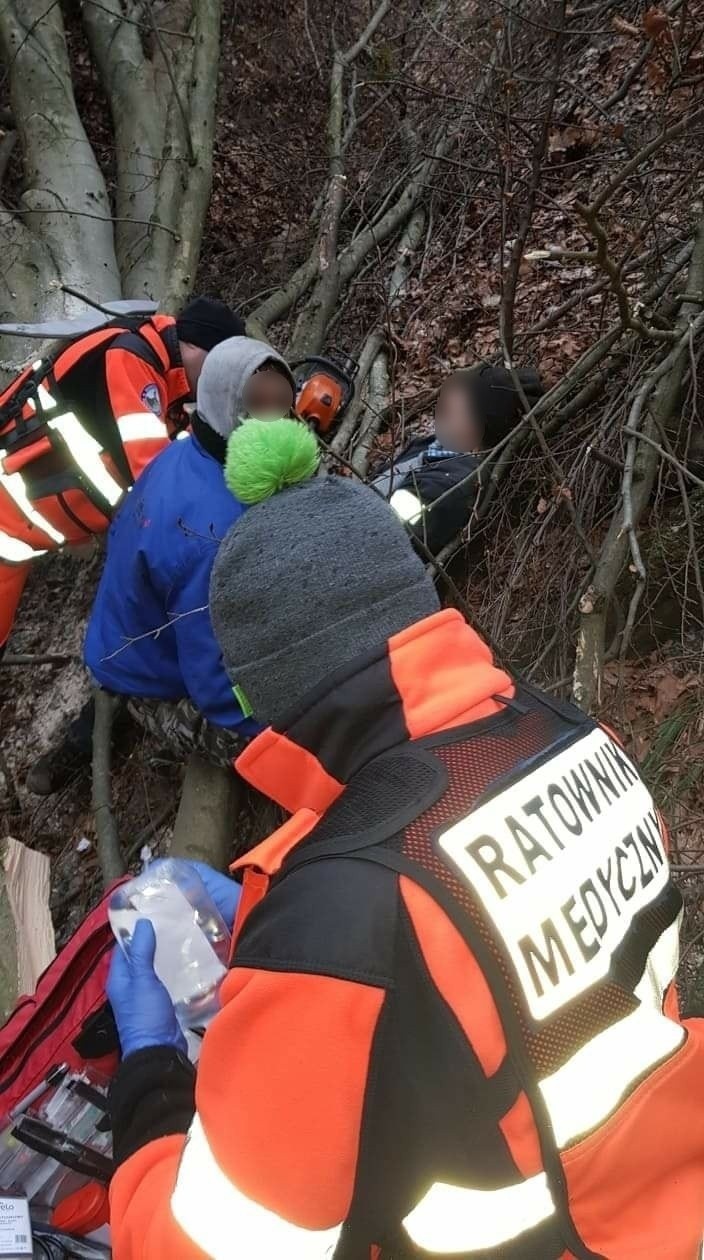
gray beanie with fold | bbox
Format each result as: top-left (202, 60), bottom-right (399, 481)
top-left (196, 335), bottom-right (295, 438)
top-left (209, 422), bottom-right (440, 727)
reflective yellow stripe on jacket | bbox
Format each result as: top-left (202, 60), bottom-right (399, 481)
top-left (171, 1115), bottom-right (343, 1260)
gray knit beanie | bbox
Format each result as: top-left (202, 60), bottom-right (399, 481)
top-left (196, 336), bottom-right (295, 438)
top-left (210, 422), bottom-right (440, 727)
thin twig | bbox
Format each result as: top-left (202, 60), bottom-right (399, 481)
top-left (575, 201), bottom-right (676, 342)
top-left (652, 415), bottom-right (704, 627)
top-left (0, 0), bottom-right (61, 88)
top-left (501, 337), bottom-right (597, 565)
top-left (588, 446), bottom-right (626, 474)
top-left (302, 0), bottom-right (323, 79)
top-left (621, 315), bottom-right (704, 592)
top-left (100, 606), bottom-right (208, 662)
top-left (680, 922), bottom-right (704, 966)
top-left (622, 427), bottom-right (704, 489)
top-left (81, 0), bottom-right (195, 39)
top-left (5, 206), bottom-right (180, 238)
top-left (589, 104), bottom-right (704, 217)
top-left (500, 0), bottom-right (566, 356)
top-left (124, 803), bottom-right (174, 863)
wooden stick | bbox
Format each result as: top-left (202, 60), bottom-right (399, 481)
top-left (1, 652), bottom-right (74, 666)
top-left (91, 688), bottom-right (126, 886)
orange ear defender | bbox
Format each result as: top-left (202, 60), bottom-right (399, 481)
top-left (293, 352), bottom-right (358, 434)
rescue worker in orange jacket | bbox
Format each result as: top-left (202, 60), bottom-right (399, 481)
top-left (0, 296), bottom-right (244, 656)
top-left (106, 421), bottom-right (704, 1260)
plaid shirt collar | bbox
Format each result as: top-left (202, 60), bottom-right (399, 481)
top-left (426, 437), bottom-right (461, 459)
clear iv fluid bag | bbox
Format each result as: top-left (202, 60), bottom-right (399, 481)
top-left (108, 860), bottom-right (232, 1030)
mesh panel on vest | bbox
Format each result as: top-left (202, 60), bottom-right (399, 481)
top-left (391, 700), bottom-right (636, 1077)
top-left (308, 753), bottom-right (439, 846)
top-left (528, 983), bottom-right (636, 1076)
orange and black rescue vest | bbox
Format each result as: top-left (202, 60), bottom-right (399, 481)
top-left (0, 314), bottom-right (188, 647)
top-left (108, 611), bottom-right (704, 1260)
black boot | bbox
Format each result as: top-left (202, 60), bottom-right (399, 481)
top-left (26, 698), bottom-right (96, 795)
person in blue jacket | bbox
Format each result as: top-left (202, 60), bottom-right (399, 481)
top-left (29, 337), bottom-right (296, 792)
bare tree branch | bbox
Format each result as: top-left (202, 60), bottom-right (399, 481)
top-left (342, 0), bottom-right (392, 65)
top-left (622, 426), bottom-right (704, 490)
top-left (500, 0), bottom-right (566, 356)
top-left (573, 215), bottom-right (704, 710)
top-left (589, 105), bottom-right (704, 217)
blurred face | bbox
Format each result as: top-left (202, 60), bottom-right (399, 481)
top-left (179, 343), bottom-right (208, 396)
top-left (243, 366), bottom-right (295, 420)
top-left (434, 378), bottom-right (484, 452)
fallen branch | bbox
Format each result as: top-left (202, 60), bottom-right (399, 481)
top-left (91, 687), bottom-right (126, 886)
top-left (1, 652), bottom-right (74, 666)
top-left (589, 103), bottom-right (704, 217)
top-left (619, 318), bottom-right (704, 662)
top-left (653, 416), bottom-right (704, 629)
top-left (622, 426), bottom-right (704, 490)
top-left (575, 201), bottom-right (677, 342)
top-left (170, 755), bottom-right (242, 870)
top-left (349, 206), bottom-right (426, 477)
top-left (518, 241), bottom-right (675, 338)
top-left (253, 0), bottom-right (394, 356)
top-left (572, 212), bottom-right (704, 710)
top-left (330, 329), bottom-right (385, 456)
top-left (352, 352), bottom-right (390, 476)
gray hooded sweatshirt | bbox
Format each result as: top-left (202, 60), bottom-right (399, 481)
top-left (196, 335), bottom-right (295, 438)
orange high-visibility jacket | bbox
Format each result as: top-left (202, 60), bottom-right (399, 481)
top-left (0, 315), bottom-right (189, 648)
top-left (109, 610), bottom-right (704, 1260)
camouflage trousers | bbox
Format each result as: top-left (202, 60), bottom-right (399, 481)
top-left (127, 696), bottom-right (248, 768)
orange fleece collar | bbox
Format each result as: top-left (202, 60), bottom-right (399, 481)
top-left (235, 610), bottom-right (513, 818)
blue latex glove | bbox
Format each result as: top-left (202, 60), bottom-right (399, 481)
top-left (107, 918), bottom-right (187, 1059)
top-left (143, 859), bottom-right (242, 929)
top-left (187, 861), bottom-right (242, 929)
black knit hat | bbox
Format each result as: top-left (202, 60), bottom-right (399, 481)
top-left (454, 365), bottom-right (544, 447)
top-left (176, 297), bottom-right (246, 352)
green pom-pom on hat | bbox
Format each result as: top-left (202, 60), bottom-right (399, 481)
top-left (224, 418), bottom-right (320, 505)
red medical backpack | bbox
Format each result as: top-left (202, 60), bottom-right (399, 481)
top-left (0, 880), bottom-right (125, 1123)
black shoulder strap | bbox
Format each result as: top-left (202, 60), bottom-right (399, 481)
top-left (108, 329), bottom-right (164, 375)
top-left (109, 317), bottom-right (181, 376)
